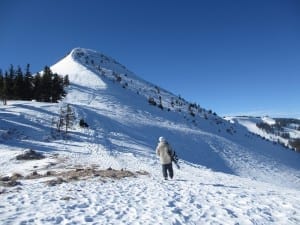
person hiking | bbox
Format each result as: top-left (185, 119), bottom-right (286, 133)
top-left (156, 136), bottom-right (174, 180)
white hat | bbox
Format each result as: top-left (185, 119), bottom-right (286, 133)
top-left (159, 136), bottom-right (166, 142)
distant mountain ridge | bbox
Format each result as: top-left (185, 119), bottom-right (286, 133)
top-left (225, 116), bottom-right (300, 152)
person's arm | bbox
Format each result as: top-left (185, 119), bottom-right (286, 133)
top-left (156, 145), bottom-right (160, 156)
top-left (167, 143), bottom-right (174, 157)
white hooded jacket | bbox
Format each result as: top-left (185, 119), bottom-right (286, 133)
top-left (156, 139), bottom-right (173, 165)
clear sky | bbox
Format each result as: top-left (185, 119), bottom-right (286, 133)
top-left (1, 0), bottom-right (299, 117)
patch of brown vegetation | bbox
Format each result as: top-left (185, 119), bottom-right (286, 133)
top-left (135, 170), bottom-right (149, 176)
top-left (0, 173), bottom-right (23, 187)
top-left (25, 171), bottom-right (44, 179)
top-left (46, 168), bottom-right (139, 185)
top-left (1, 166), bottom-right (149, 188)
top-left (42, 168), bottom-right (146, 186)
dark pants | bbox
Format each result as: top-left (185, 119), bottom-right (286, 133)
top-left (162, 163), bottom-right (173, 179)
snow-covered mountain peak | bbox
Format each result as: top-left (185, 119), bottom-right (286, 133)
top-left (51, 48), bottom-right (107, 89)
top-left (52, 47), bottom-right (214, 124)
top-left (70, 47), bottom-right (132, 76)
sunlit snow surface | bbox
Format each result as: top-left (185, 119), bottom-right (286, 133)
top-left (1, 48), bottom-right (299, 224)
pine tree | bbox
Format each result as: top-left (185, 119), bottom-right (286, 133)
top-left (33, 72), bottom-right (42, 101)
top-left (63, 75), bottom-right (70, 86)
top-left (23, 64), bottom-right (33, 100)
top-left (65, 104), bottom-right (75, 132)
top-left (0, 70), bottom-right (3, 94)
top-left (57, 104), bottom-right (75, 133)
top-left (51, 73), bottom-right (65, 102)
top-left (40, 66), bottom-right (53, 102)
top-left (14, 66), bottom-right (24, 99)
top-left (2, 72), bottom-right (8, 105)
top-left (1, 64), bottom-right (67, 102)
top-left (7, 65), bottom-right (15, 99)
top-left (0, 70), bottom-right (4, 104)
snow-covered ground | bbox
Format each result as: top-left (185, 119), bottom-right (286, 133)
top-left (1, 48), bottom-right (300, 224)
top-left (2, 161), bottom-right (299, 225)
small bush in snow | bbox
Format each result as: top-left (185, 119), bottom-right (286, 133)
top-left (116, 75), bottom-right (122, 82)
top-left (79, 119), bottom-right (89, 128)
top-left (158, 103), bottom-right (163, 110)
top-left (289, 138), bottom-right (300, 152)
top-left (16, 149), bottom-right (45, 160)
top-left (148, 97), bottom-right (157, 106)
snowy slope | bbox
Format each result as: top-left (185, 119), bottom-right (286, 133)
top-left (1, 48), bottom-right (300, 225)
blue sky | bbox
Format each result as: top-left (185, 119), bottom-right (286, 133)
top-left (1, 0), bottom-right (299, 117)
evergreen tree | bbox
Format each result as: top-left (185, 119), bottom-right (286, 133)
top-left (65, 104), bottom-right (75, 132)
top-left (1, 64), bottom-right (68, 102)
top-left (51, 73), bottom-right (64, 102)
top-left (57, 104), bottom-right (75, 133)
top-left (0, 70), bottom-right (4, 104)
top-left (2, 72), bottom-right (9, 105)
top-left (0, 69), bottom-right (3, 93)
top-left (33, 72), bottom-right (42, 101)
top-left (23, 64), bottom-right (33, 100)
top-left (7, 65), bottom-right (15, 99)
top-left (40, 66), bottom-right (53, 102)
top-left (14, 66), bottom-right (24, 99)
top-left (63, 75), bottom-right (70, 86)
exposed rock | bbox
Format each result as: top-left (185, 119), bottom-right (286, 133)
top-left (0, 179), bottom-right (22, 187)
top-left (16, 149), bottom-right (45, 160)
top-left (46, 177), bottom-right (66, 186)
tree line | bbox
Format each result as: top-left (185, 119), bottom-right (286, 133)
top-left (0, 64), bottom-right (69, 104)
